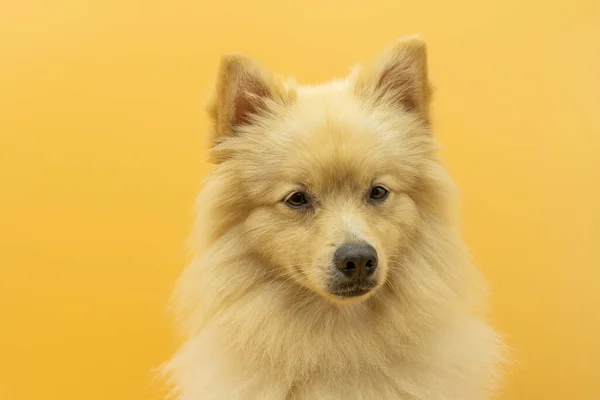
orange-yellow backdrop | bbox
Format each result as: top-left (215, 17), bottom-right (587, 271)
top-left (1, 1), bottom-right (599, 399)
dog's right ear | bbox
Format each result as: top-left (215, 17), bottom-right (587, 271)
top-left (207, 55), bottom-right (290, 155)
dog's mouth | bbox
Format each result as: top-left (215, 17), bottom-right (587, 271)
top-left (328, 279), bottom-right (378, 298)
top-left (331, 287), bottom-right (372, 298)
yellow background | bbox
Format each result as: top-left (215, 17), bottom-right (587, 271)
top-left (1, 1), bottom-right (599, 399)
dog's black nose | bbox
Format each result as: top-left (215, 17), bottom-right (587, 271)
top-left (334, 242), bottom-right (378, 280)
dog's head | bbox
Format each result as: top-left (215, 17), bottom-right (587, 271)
top-left (207, 37), bottom-right (435, 304)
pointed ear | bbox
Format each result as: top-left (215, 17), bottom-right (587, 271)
top-left (355, 35), bottom-right (432, 122)
top-left (207, 54), bottom-right (289, 148)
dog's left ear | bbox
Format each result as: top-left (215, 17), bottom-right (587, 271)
top-left (355, 35), bottom-right (432, 123)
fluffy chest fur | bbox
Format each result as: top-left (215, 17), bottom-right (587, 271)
top-left (167, 273), bottom-right (499, 400)
top-left (166, 229), bottom-right (502, 399)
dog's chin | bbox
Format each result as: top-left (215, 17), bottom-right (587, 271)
top-left (327, 290), bottom-right (375, 305)
top-left (322, 280), bottom-right (381, 305)
top-left (292, 267), bottom-right (383, 305)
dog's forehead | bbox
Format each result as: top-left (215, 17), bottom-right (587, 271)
top-left (244, 81), bottom-right (428, 195)
top-left (266, 91), bottom-right (400, 189)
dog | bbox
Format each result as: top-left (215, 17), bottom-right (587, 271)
top-left (163, 36), bottom-right (504, 399)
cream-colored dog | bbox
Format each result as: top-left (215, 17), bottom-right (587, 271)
top-left (164, 36), bottom-right (504, 399)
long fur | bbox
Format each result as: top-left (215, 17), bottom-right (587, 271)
top-left (163, 36), bottom-right (504, 399)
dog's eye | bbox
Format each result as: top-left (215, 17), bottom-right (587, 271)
top-left (285, 192), bottom-right (309, 208)
top-left (369, 186), bottom-right (389, 202)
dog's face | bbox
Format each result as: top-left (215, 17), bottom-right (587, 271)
top-left (209, 37), bottom-right (434, 304)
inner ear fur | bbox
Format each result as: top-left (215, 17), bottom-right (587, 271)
top-left (206, 55), bottom-right (290, 149)
top-left (355, 35), bottom-right (433, 123)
